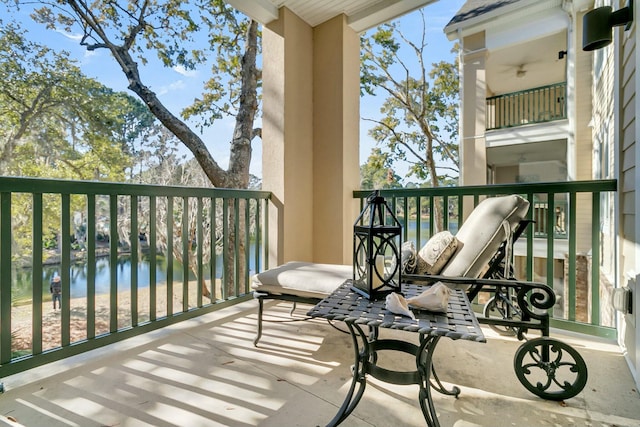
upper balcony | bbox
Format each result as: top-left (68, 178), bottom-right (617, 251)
top-left (486, 82), bottom-right (567, 131)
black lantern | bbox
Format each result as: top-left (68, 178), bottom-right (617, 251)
top-left (352, 190), bottom-right (402, 300)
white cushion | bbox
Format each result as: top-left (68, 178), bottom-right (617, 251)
top-left (251, 261), bottom-right (351, 299)
top-left (441, 194), bottom-right (529, 280)
top-left (416, 231), bottom-right (458, 275)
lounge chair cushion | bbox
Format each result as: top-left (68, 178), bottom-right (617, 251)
top-left (441, 194), bottom-right (529, 279)
top-left (251, 261), bottom-right (352, 299)
top-left (416, 231), bottom-right (458, 274)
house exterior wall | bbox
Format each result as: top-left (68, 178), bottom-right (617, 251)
top-left (618, 0), bottom-right (639, 388)
top-left (588, 0), bottom-right (639, 389)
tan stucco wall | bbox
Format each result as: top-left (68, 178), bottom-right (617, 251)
top-left (263, 8), bottom-right (314, 266)
top-left (262, 8), bottom-right (360, 267)
top-left (312, 15), bottom-right (360, 265)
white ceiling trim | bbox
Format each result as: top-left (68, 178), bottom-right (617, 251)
top-left (225, 0), bottom-right (437, 32)
top-left (225, 0), bottom-right (279, 25)
top-left (348, 0), bottom-right (438, 32)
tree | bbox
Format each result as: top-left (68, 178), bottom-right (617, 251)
top-left (14, 0), bottom-right (262, 295)
top-left (361, 10), bottom-right (459, 230)
top-left (360, 148), bottom-right (402, 190)
top-left (0, 22), bottom-right (166, 262)
top-left (26, 0), bottom-right (260, 189)
top-left (0, 22), bottom-right (129, 178)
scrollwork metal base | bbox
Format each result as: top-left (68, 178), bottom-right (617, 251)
top-left (327, 324), bottom-right (457, 427)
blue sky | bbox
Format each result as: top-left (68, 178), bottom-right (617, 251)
top-left (5, 0), bottom-right (465, 180)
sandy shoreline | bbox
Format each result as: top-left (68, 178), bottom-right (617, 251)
top-left (10, 280), bottom-right (222, 353)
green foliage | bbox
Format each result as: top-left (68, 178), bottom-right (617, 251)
top-left (360, 148), bottom-right (402, 189)
top-left (0, 21), bottom-right (153, 181)
top-left (360, 11), bottom-right (460, 187)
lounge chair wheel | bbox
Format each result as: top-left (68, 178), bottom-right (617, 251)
top-left (483, 296), bottom-right (522, 336)
top-left (513, 337), bottom-right (588, 401)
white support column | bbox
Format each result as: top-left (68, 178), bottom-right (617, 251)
top-left (460, 46), bottom-right (488, 188)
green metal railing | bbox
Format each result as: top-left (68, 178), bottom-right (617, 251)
top-left (0, 176), bottom-right (618, 378)
top-left (486, 82), bottom-right (567, 130)
top-left (0, 176), bottom-right (270, 377)
top-left (354, 180), bottom-right (618, 339)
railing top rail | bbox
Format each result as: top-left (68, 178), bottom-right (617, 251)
top-left (0, 176), bottom-right (271, 199)
top-left (354, 180), bottom-right (617, 199)
top-left (486, 81), bottom-right (566, 101)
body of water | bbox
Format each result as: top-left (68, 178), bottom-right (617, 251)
top-left (11, 247), bottom-right (261, 303)
top-left (11, 219), bottom-right (455, 303)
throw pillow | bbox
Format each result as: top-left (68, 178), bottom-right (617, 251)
top-left (416, 231), bottom-right (458, 275)
top-left (400, 240), bottom-right (417, 274)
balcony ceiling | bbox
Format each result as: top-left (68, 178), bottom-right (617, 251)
top-left (486, 31), bottom-right (566, 95)
top-left (224, 0), bottom-right (438, 32)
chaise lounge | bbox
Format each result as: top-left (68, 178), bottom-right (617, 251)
top-left (251, 194), bottom-right (588, 400)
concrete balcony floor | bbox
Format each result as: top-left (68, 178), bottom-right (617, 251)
top-left (1, 299), bottom-right (639, 427)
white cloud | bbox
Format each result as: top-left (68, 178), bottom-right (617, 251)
top-left (158, 80), bottom-right (186, 95)
top-left (173, 65), bottom-right (199, 78)
top-left (55, 29), bottom-right (83, 42)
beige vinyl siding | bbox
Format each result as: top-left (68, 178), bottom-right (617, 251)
top-left (620, 18), bottom-right (636, 281)
top-left (619, 10), bottom-right (636, 375)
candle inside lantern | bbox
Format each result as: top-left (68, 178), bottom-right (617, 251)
top-left (372, 254), bottom-right (384, 289)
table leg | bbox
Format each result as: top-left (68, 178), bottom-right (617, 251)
top-left (430, 365), bottom-right (461, 398)
top-left (326, 322), bottom-right (369, 427)
top-left (417, 335), bottom-right (444, 427)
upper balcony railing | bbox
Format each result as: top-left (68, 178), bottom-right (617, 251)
top-left (354, 179), bottom-right (618, 339)
top-left (486, 82), bottom-right (567, 130)
top-left (0, 176), bottom-right (270, 377)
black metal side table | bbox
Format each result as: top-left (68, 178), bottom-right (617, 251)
top-left (307, 280), bottom-right (486, 427)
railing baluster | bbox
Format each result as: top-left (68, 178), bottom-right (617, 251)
top-left (87, 194), bottom-right (96, 337)
top-left (567, 192), bottom-right (577, 321)
top-left (255, 199), bottom-right (262, 282)
top-left (197, 197), bottom-right (204, 308)
top-left (61, 194), bottom-right (71, 345)
top-left (32, 193), bottom-right (43, 355)
top-left (263, 198), bottom-right (269, 271)
top-left (525, 192), bottom-right (535, 282)
top-left (166, 197), bottom-right (174, 317)
top-left (222, 198), bottom-right (229, 300)
top-left (182, 196), bottom-right (189, 313)
top-left (545, 194), bottom-right (556, 314)
top-left (131, 195), bottom-right (138, 326)
top-left (591, 192), bottom-right (601, 325)
top-left (109, 195), bottom-right (118, 332)
top-left (149, 196), bottom-right (157, 321)
top-left (234, 197), bottom-right (240, 298)
top-left (244, 198), bottom-right (251, 294)
top-left (211, 197), bottom-right (217, 302)
top-left (0, 193), bottom-right (11, 365)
